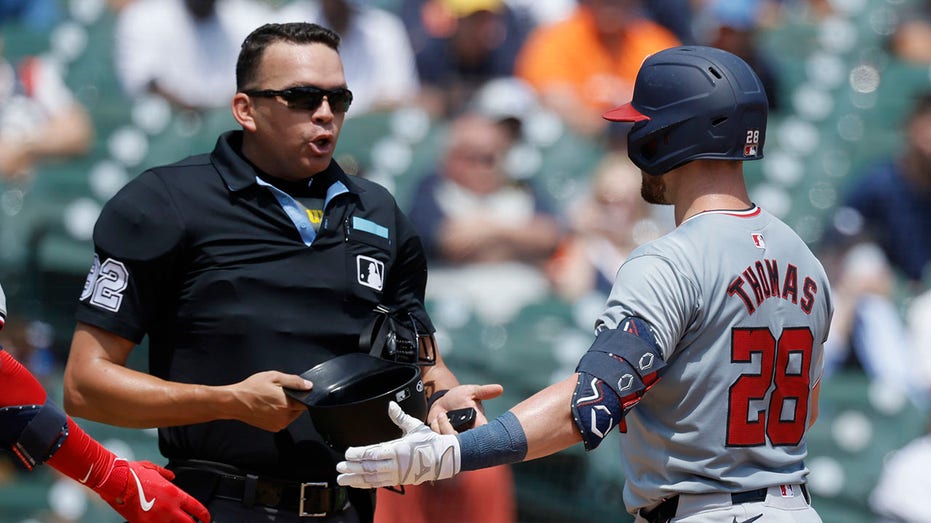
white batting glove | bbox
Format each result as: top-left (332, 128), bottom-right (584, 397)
top-left (336, 401), bottom-right (461, 488)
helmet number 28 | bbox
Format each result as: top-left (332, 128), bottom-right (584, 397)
top-left (726, 327), bottom-right (813, 447)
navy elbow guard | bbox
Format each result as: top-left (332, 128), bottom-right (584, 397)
top-left (0, 399), bottom-right (69, 470)
top-left (571, 316), bottom-right (665, 450)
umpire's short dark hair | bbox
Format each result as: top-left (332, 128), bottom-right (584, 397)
top-left (236, 22), bottom-right (341, 91)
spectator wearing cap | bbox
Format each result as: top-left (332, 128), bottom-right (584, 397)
top-left (514, 0), bottom-right (679, 138)
top-left (468, 76), bottom-right (537, 146)
top-left (276, 0), bottom-right (419, 116)
top-left (400, 0), bottom-right (532, 118)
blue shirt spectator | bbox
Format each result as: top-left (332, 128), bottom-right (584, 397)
top-left (0, 0), bottom-right (60, 30)
top-left (831, 160), bottom-right (931, 285)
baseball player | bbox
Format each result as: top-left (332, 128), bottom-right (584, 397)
top-left (337, 46), bottom-right (833, 523)
top-left (0, 282), bottom-right (210, 522)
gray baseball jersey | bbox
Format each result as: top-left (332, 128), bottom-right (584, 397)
top-left (594, 205), bottom-right (833, 511)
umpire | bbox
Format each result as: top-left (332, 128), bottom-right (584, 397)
top-left (62, 22), bottom-right (497, 522)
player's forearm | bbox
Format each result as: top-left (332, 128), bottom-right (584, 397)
top-left (47, 416), bottom-right (117, 485)
top-left (458, 376), bottom-right (581, 470)
top-left (509, 375), bottom-right (582, 461)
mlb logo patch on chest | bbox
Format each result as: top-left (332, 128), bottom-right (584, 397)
top-left (357, 255), bottom-right (385, 291)
top-left (751, 232), bottom-right (765, 249)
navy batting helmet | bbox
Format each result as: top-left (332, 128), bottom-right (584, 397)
top-left (285, 353), bottom-right (426, 452)
top-left (603, 46), bottom-right (768, 176)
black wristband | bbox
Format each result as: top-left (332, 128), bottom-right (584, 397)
top-left (426, 389), bottom-right (449, 411)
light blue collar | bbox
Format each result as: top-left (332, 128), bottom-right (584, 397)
top-left (256, 176), bottom-right (349, 246)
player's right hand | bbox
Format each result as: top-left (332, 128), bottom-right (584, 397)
top-left (336, 401), bottom-right (461, 488)
top-left (94, 458), bottom-right (211, 522)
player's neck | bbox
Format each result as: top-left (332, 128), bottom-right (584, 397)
top-left (671, 162), bottom-right (751, 225)
top-left (677, 195), bottom-right (753, 224)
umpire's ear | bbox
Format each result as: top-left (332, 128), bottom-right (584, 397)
top-left (231, 92), bottom-right (257, 132)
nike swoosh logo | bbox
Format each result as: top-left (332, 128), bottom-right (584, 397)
top-left (733, 515), bottom-right (763, 523)
top-left (79, 464), bottom-right (93, 484)
top-left (130, 468), bottom-right (156, 511)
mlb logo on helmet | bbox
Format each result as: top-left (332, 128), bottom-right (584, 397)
top-left (394, 379), bottom-right (424, 403)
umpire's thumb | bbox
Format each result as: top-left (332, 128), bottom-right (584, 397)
top-left (387, 401), bottom-right (425, 435)
top-left (277, 373), bottom-right (313, 391)
top-left (471, 383), bottom-right (504, 401)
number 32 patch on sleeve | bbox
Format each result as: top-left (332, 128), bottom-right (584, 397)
top-left (81, 254), bottom-right (129, 312)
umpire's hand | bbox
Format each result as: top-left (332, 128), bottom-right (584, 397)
top-left (427, 383), bottom-right (503, 434)
top-left (222, 371), bottom-right (312, 432)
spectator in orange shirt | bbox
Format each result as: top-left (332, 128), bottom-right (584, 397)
top-left (515, 0), bottom-right (679, 137)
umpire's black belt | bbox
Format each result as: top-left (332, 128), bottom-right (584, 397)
top-left (638, 484), bottom-right (810, 523)
top-left (170, 460), bottom-right (349, 518)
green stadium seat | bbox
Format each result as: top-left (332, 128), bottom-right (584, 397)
top-left (806, 371), bottom-right (927, 522)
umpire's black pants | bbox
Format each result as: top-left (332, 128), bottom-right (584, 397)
top-left (201, 496), bottom-right (364, 523)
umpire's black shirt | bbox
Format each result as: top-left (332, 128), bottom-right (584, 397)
top-left (75, 131), bottom-right (434, 480)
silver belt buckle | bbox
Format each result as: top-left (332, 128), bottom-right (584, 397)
top-left (299, 482), bottom-right (329, 518)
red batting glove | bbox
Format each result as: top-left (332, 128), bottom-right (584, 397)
top-left (93, 458), bottom-right (211, 522)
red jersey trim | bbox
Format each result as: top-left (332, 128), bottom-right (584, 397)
top-left (684, 205), bottom-right (760, 224)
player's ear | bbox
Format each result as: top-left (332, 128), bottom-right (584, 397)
top-left (232, 92), bottom-right (257, 131)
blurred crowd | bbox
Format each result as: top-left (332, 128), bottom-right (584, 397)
top-left (0, 0), bottom-right (779, 368)
top-left (4, 0), bottom-right (931, 521)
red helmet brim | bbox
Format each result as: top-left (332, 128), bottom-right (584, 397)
top-left (602, 102), bottom-right (650, 122)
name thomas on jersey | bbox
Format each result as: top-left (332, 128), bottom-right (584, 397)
top-left (726, 258), bottom-right (819, 315)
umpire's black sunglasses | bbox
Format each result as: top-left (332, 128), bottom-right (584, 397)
top-left (242, 86), bottom-right (353, 113)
